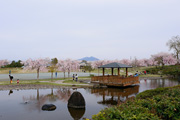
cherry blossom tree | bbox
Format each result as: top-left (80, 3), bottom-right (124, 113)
top-left (66, 59), bottom-right (73, 78)
top-left (58, 59), bottom-right (80, 78)
top-left (71, 60), bottom-right (80, 72)
top-left (22, 58), bottom-right (50, 80)
top-left (162, 54), bottom-right (177, 65)
top-left (120, 59), bottom-right (131, 66)
top-left (137, 59), bottom-right (146, 67)
top-left (131, 57), bottom-right (140, 67)
top-left (151, 52), bottom-right (176, 67)
top-left (58, 60), bottom-right (68, 78)
top-left (0, 59), bottom-right (9, 68)
top-left (91, 60), bottom-right (106, 69)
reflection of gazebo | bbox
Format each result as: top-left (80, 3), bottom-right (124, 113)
top-left (92, 85), bottom-right (139, 105)
top-left (91, 62), bottom-right (139, 87)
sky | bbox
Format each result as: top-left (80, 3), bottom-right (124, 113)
top-left (0, 0), bottom-right (180, 61)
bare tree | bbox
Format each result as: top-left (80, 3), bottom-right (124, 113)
top-left (166, 35), bottom-right (180, 64)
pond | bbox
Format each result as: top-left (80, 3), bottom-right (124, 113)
top-left (0, 78), bottom-right (179, 120)
top-left (0, 72), bottom-right (99, 81)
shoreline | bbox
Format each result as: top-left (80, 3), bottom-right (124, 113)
top-left (0, 76), bottom-right (175, 90)
top-left (0, 84), bottom-right (94, 91)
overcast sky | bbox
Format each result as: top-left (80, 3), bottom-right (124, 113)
top-left (1, 0), bottom-right (180, 61)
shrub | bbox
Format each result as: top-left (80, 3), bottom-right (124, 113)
top-left (90, 74), bottom-right (94, 77)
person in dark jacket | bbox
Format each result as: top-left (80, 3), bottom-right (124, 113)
top-left (9, 75), bottom-right (13, 84)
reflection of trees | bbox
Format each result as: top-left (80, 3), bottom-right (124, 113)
top-left (22, 89), bottom-right (59, 112)
top-left (149, 79), bottom-right (179, 88)
top-left (55, 88), bottom-right (72, 102)
top-left (23, 89), bottom-right (48, 112)
top-left (46, 88), bottom-right (58, 102)
top-left (22, 88), bottom-right (73, 112)
top-left (91, 86), bottom-right (139, 106)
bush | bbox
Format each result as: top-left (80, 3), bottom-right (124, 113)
top-left (89, 74), bottom-right (94, 77)
top-left (145, 65), bottom-right (180, 78)
top-left (2, 60), bottom-right (23, 68)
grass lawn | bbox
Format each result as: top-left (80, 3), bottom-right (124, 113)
top-left (0, 76), bottom-right (91, 86)
top-left (63, 80), bottom-right (88, 84)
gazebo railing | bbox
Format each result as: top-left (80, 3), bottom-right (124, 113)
top-left (91, 75), bottom-right (139, 86)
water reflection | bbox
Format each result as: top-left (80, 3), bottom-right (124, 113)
top-left (22, 88), bottom-right (73, 112)
top-left (55, 88), bottom-right (72, 102)
top-left (8, 90), bottom-right (13, 95)
top-left (10, 78), bottom-right (179, 120)
top-left (68, 107), bottom-right (85, 120)
top-left (91, 85), bottom-right (139, 106)
top-left (139, 79), bottom-right (180, 92)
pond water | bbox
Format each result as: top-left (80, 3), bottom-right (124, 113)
top-left (0, 78), bottom-right (179, 120)
top-left (0, 72), bottom-right (99, 81)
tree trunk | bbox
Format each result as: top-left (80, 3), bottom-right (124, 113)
top-left (37, 68), bottom-right (40, 80)
top-left (51, 72), bottom-right (53, 80)
top-left (177, 52), bottom-right (179, 64)
top-left (68, 71), bottom-right (70, 78)
top-left (64, 72), bottom-right (65, 79)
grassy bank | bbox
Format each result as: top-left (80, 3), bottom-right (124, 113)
top-left (0, 76), bottom-right (91, 87)
top-left (92, 85), bottom-right (180, 120)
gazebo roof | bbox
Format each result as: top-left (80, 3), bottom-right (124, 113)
top-left (98, 62), bottom-right (132, 68)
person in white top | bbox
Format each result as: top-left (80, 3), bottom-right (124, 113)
top-left (75, 74), bottom-right (78, 82)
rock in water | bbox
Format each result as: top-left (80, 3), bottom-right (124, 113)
top-left (68, 91), bottom-right (85, 108)
top-left (42, 104), bottom-right (56, 111)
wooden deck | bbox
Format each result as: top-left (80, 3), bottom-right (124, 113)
top-left (91, 75), bottom-right (140, 87)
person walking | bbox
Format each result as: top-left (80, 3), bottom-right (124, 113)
top-left (75, 74), bottom-right (78, 82)
top-left (55, 72), bottom-right (57, 78)
top-left (72, 74), bottom-right (75, 81)
top-left (9, 75), bottom-right (13, 84)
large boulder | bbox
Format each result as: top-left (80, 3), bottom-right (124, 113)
top-left (68, 91), bottom-right (85, 108)
top-left (42, 104), bottom-right (56, 111)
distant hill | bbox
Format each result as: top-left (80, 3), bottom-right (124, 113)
top-left (79, 56), bottom-right (99, 61)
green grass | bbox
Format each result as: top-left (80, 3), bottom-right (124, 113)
top-left (139, 74), bottom-right (165, 78)
top-left (63, 80), bottom-right (88, 84)
top-left (0, 76), bottom-right (90, 86)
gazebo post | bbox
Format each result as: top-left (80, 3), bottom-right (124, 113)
top-left (118, 68), bottom-right (120, 76)
top-left (111, 68), bottom-right (114, 76)
top-left (126, 68), bottom-right (128, 77)
top-left (103, 68), bottom-right (105, 76)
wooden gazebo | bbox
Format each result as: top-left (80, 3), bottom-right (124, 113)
top-left (91, 62), bottom-right (139, 87)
